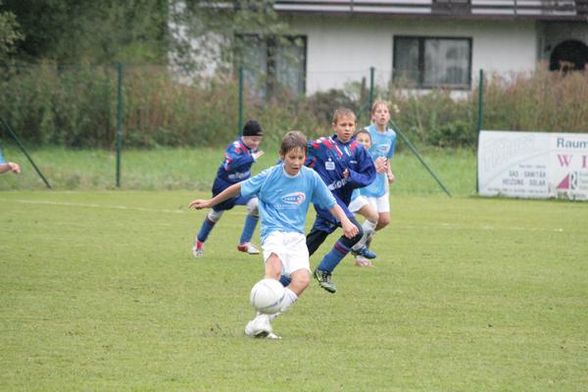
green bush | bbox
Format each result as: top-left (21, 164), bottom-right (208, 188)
top-left (1, 62), bottom-right (586, 150)
top-left (427, 120), bottom-right (476, 147)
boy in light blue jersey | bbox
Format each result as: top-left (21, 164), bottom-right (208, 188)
top-left (354, 100), bottom-right (397, 262)
top-left (348, 130), bottom-right (380, 267)
top-left (189, 131), bottom-right (358, 339)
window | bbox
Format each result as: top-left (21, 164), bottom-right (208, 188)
top-left (236, 35), bottom-right (306, 98)
top-left (393, 36), bottom-right (472, 89)
top-left (434, 0), bottom-right (470, 4)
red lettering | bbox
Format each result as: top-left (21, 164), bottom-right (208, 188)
top-left (557, 154), bottom-right (573, 167)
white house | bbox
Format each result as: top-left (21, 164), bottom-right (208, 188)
top-left (173, 1), bottom-right (588, 95)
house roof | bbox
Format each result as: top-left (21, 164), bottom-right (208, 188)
top-left (273, 0), bottom-right (588, 21)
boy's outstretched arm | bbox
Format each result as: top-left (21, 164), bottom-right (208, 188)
top-left (328, 204), bottom-right (359, 239)
top-left (188, 183), bottom-right (242, 210)
top-left (0, 162), bottom-right (20, 174)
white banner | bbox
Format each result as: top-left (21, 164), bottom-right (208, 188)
top-left (478, 130), bottom-right (588, 200)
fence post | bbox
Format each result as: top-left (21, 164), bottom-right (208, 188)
top-left (369, 66), bottom-right (375, 113)
top-left (476, 69), bottom-right (484, 193)
top-left (238, 65), bottom-right (244, 135)
top-left (115, 62), bottom-right (124, 188)
top-left (391, 119), bottom-right (452, 197)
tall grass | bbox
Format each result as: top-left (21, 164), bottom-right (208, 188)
top-left (483, 65), bottom-right (588, 133)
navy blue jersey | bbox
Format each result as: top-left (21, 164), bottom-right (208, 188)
top-left (212, 137), bottom-right (258, 195)
top-left (306, 135), bottom-right (376, 223)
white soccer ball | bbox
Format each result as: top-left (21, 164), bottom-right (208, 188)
top-left (250, 278), bottom-right (286, 314)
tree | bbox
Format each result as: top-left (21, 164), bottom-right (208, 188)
top-left (169, 0), bottom-right (288, 76)
top-left (2, 0), bottom-right (168, 64)
top-left (0, 0), bottom-right (23, 62)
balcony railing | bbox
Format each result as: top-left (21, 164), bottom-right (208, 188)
top-left (273, 0), bottom-right (587, 19)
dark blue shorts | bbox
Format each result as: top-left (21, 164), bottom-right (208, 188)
top-left (211, 182), bottom-right (255, 212)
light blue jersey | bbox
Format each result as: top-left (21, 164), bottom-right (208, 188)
top-left (360, 124), bottom-right (397, 198)
top-left (240, 164), bottom-right (336, 242)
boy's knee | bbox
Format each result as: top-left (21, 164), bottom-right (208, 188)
top-left (246, 198), bottom-right (259, 216)
top-left (376, 217), bottom-right (390, 230)
top-left (289, 271), bottom-right (310, 295)
top-left (366, 211), bottom-right (379, 223)
top-left (294, 273), bottom-right (310, 289)
top-left (207, 209), bottom-right (224, 223)
top-left (376, 220), bottom-right (390, 230)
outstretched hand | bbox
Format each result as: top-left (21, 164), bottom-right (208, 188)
top-left (9, 162), bottom-right (21, 174)
top-left (188, 199), bottom-right (210, 210)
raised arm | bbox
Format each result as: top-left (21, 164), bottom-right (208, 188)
top-left (188, 182), bottom-right (242, 210)
top-left (0, 162), bottom-right (20, 174)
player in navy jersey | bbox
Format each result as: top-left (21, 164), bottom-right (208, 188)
top-left (305, 107), bottom-right (377, 293)
top-left (191, 120), bottom-right (264, 258)
top-left (189, 131), bottom-right (358, 339)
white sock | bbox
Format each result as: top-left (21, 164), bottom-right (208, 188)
top-left (268, 287), bottom-right (298, 321)
top-left (351, 220), bottom-right (377, 251)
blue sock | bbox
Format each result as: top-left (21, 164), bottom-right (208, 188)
top-left (317, 240), bottom-right (350, 273)
top-left (239, 214), bottom-right (258, 244)
top-left (197, 217), bottom-right (216, 242)
top-left (279, 275), bottom-right (291, 287)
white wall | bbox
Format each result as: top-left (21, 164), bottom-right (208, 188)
top-left (287, 16), bottom-right (538, 93)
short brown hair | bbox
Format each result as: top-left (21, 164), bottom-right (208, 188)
top-left (332, 107), bottom-right (356, 124)
top-left (280, 130), bottom-right (307, 156)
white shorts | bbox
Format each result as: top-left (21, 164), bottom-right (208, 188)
top-left (349, 195), bottom-right (369, 213)
top-left (369, 192), bottom-right (390, 213)
top-left (349, 193), bottom-right (390, 214)
top-left (262, 232), bottom-right (309, 277)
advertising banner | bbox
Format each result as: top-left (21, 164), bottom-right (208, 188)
top-left (478, 131), bottom-right (588, 200)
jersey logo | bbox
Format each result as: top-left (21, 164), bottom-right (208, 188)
top-left (325, 160), bottom-right (335, 171)
top-left (377, 144), bottom-right (390, 154)
top-left (281, 192), bottom-right (306, 205)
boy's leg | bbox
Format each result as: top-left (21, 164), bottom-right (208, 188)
top-left (376, 211), bottom-right (391, 231)
top-left (245, 251), bottom-right (281, 339)
top-left (374, 193), bottom-right (391, 232)
top-left (238, 197), bottom-right (260, 254)
top-left (193, 209), bottom-right (224, 257)
top-left (247, 232), bottom-right (308, 339)
top-left (351, 219), bottom-right (377, 252)
top-left (268, 234), bottom-right (310, 321)
top-left (306, 216), bottom-right (334, 256)
top-left (314, 215), bottom-right (363, 293)
top-left (347, 199), bottom-right (377, 260)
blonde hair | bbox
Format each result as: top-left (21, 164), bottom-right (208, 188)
top-left (371, 99), bottom-right (390, 115)
top-left (332, 107), bottom-right (357, 124)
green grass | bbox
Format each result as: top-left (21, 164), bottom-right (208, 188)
top-left (1, 190), bottom-right (586, 391)
top-left (0, 146), bottom-right (476, 196)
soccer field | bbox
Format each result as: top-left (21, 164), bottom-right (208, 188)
top-left (1, 191), bottom-right (586, 391)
